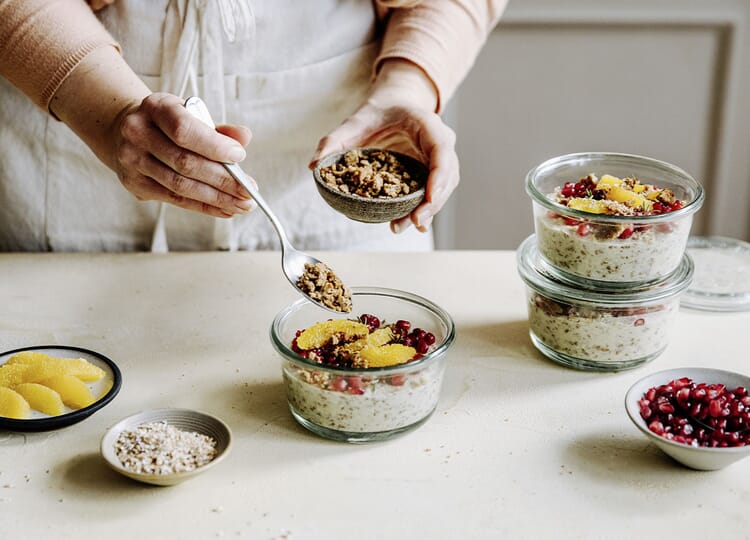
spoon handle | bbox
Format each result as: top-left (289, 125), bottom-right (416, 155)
top-left (183, 96), bottom-right (291, 250)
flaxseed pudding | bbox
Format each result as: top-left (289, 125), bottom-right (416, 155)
top-left (271, 288), bottom-right (455, 442)
top-left (526, 153), bottom-right (704, 285)
top-left (517, 235), bottom-right (694, 371)
top-left (285, 315), bottom-right (440, 434)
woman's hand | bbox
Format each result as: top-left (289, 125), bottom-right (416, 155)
top-left (311, 60), bottom-right (458, 234)
top-left (113, 93), bottom-right (256, 218)
top-left (86, 0), bottom-right (116, 12)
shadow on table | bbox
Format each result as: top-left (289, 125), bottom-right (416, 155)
top-left (61, 452), bottom-right (156, 503)
top-left (456, 319), bottom-right (537, 361)
top-left (562, 431), bottom-right (721, 511)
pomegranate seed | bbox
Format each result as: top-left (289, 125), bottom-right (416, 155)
top-left (576, 223), bottom-right (591, 236)
top-left (331, 377), bottom-right (348, 392)
top-left (640, 378), bottom-right (750, 447)
top-left (395, 320), bottom-right (411, 332)
top-left (346, 376), bottom-right (365, 395)
top-left (416, 341), bottom-right (430, 354)
top-left (648, 420), bottom-right (665, 435)
top-left (424, 333), bottom-right (436, 345)
top-left (618, 227), bottom-right (634, 239)
top-left (563, 217), bottom-right (580, 226)
top-left (388, 375), bottom-right (406, 386)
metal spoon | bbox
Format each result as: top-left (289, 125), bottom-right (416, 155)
top-left (184, 96), bottom-right (351, 313)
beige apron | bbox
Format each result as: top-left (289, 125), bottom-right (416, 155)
top-left (0, 0), bottom-right (433, 253)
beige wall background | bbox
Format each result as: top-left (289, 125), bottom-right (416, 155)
top-left (434, 0), bottom-right (750, 249)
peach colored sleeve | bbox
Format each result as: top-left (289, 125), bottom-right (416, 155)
top-left (375, 0), bottom-right (508, 112)
top-left (0, 0), bottom-right (120, 112)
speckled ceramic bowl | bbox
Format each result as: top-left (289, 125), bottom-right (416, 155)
top-left (625, 368), bottom-right (750, 471)
top-left (101, 408), bottom-right (232, 486)
top-left (312, 148), bottom-right (427, 223)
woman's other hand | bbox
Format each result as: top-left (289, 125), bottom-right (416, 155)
top-left (311, 59), bottom-right (458, 234)
top-left (113, 93), bottom-right (256, 218)
top-left (87, 0), bottom-right (116, 12)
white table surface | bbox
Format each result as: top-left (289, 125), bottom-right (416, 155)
top-left (1, 251), bottom-right (748, 540)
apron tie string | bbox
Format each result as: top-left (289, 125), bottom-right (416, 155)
top-left (151, 0), bottom-right (255, 252)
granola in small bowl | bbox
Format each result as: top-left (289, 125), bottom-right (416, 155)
top-left (312, 148), bottom-right (428, 223)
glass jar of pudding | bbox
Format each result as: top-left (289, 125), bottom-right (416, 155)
top-left (517, 235), bottom-right (694, 371)
top-left (525, 152), bottom-right (704, 287)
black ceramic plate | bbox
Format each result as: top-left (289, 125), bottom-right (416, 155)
top-left (0, 345), bottom-right (122, 432)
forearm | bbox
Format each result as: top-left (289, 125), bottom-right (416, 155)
top-left (0, 0), bottom-right (120, 110)
top-left (375, 0), bottom-right (508, 111)
top-left (368, 58), bottom-right (438, 112)
top-left (50, 46), bottom-right (150, 169)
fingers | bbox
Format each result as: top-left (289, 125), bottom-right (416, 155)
top-left (141, 94), bottom-right (248, 163)
top-left (120, 115), bottom-right (250, 200)
top-left (120, 173), bottom-right (236, 219)
top-left (87, 0), bottom-right (115, 11)
top-left (310, 114), bottom-right (372, 168)
top-left (137, 154), bottom-right (255, 215)
top-left (216, 124), bottom-right (253, 147)
top-left (115, 93), bottom-right (259, 217)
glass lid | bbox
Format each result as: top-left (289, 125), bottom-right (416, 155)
top-left (681, 236), bottom-right (750, 312)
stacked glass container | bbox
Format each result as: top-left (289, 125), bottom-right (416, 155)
top-left (518, 152), bottom-right (705, 371)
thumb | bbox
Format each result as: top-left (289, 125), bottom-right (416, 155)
top-left (309, 115), bottom-right (372, 169)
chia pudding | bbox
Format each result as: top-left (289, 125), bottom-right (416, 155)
top-left (527, 292), bottom-right (678, 370)
top-left (271, 291), bottom-right (455, 442)
top-left (283, 361), bottom-right (444, 435)
top-left (517, 235), bottom-right (694, 371)
top-left (534, 173), bottom-right (692, 284)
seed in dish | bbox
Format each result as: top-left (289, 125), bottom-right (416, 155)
top-left (296, 262), bottom-right (352, 313)
top-left (319, 149), bottom-right (421, 199)
top-left (284, 314), bottom-right (441, 434)
top-left (536, 174), bottom-right (691, 282)
top-left (638, 377), bottom-right (750, 447)
top-left (114, 421), bottom-right (218, 475)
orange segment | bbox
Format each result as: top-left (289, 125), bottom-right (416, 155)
top-left (360, 344), bottom-right (417, 368)
top-left (0, 363), bottom-right (31, 388)
top-left (340, 328), bottom-right (394, 356)
top-left (296, 320), bottom-right (369, 350)
top-left (14, 383), bottom-right (65, 416)
top-left (0, 387), bottom-right (31, 419)
top-left (6, 351), bottom-right (105, 382)
top-left (567, 198), bottom-right (608, 214)
top-left (40, 375), bottom-right (95, 409)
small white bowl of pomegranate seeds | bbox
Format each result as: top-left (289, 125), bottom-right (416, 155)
top-left (625, 368), bottom-right (750, 470)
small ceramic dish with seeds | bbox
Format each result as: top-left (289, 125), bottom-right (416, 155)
top-left (100, 408), bottom-right (232, 486)
top-left (0, 345), bottom-right (121, 431)
top-left (312, 148), bottom-right (428, 223)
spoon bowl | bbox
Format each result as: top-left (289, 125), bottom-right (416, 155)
top-left (184, 97), bottom-right (351, 313)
